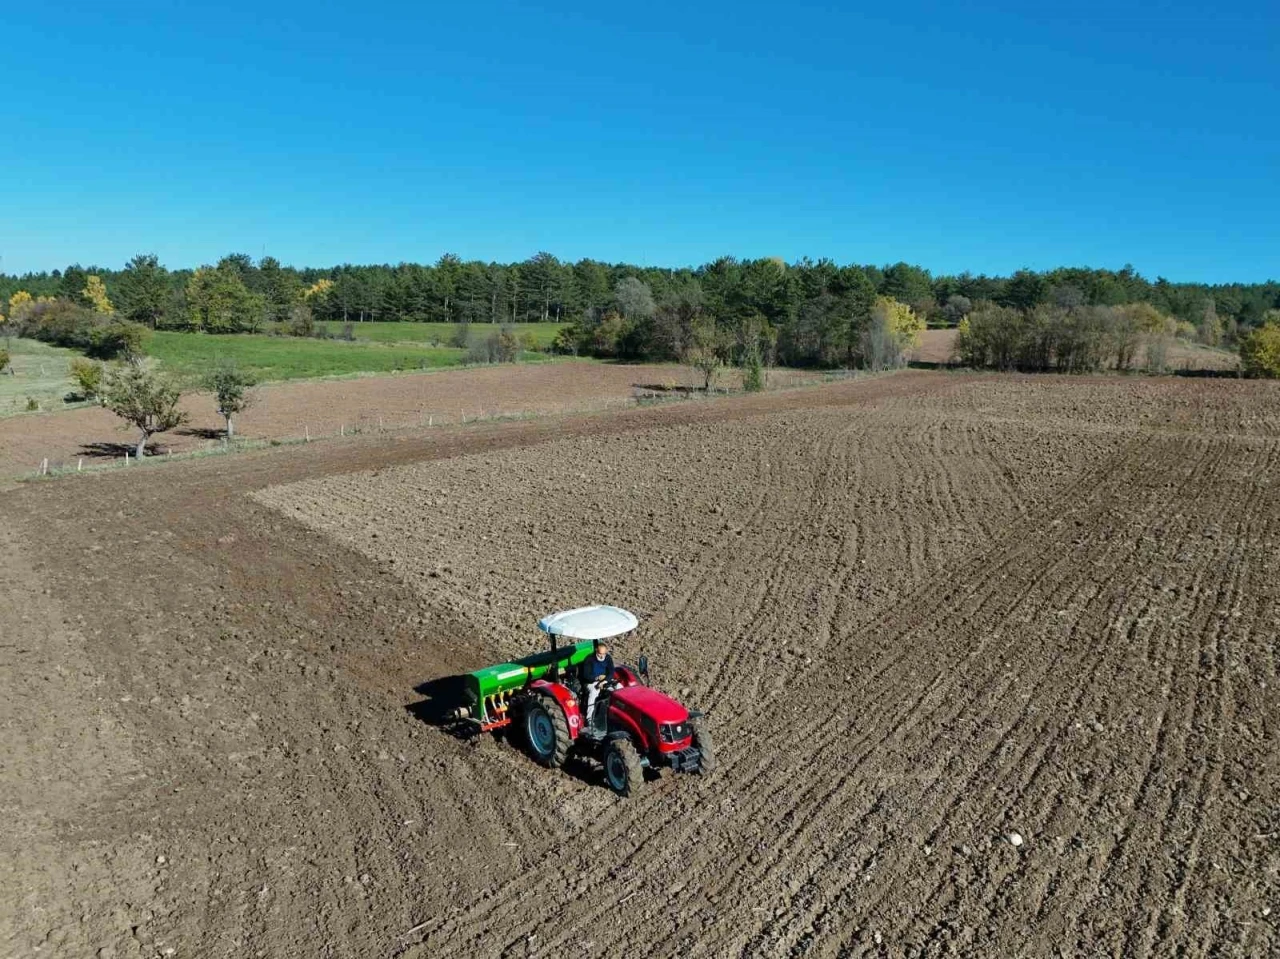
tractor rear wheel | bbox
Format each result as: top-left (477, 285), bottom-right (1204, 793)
top-left (603, 738), bottom-right (644, 797)
top-left (523, 695), bottom-right (570, 768)
top-left (690, 716), bottom-right (716, 775)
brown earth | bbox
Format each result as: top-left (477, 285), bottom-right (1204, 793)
top-left (0, 361), bottom-right (729, 478)
top-left (1, 371), bottom-right (1277, 958)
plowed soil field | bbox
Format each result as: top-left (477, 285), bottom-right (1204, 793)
top-left (2, 371), bottom-right (1277, 958)
top-left (0, 360), bottom-right (710, 478)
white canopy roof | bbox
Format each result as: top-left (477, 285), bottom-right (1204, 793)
top-left (537, 605), bottom-right (639, 640)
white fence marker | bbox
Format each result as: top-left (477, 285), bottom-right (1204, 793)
top-left (77, 458), bottom-right (83, 473)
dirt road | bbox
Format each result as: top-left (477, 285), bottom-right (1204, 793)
top-left (1, 371), bottom-right (1276, 957)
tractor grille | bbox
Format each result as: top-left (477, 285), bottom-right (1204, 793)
top-left (660, 722), bottom-right (690, 744)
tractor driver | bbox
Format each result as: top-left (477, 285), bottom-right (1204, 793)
top-left (580, 639), bottom-right (615, 728)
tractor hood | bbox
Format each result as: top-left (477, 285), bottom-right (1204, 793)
top-left (611, 685), bottom-right (688, 724)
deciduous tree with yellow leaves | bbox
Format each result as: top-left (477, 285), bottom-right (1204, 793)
top-left (83, 275), bottom-right (115, 314)
top-left (860, 295), bottom-right (923, 370)
top-left (1240, 312), bottom-right (1280, 379)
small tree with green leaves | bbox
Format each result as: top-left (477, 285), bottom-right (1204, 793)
top-left (203, 361), bottom-right (257, 438)
top-left (69, 358), bottom-right (105, 401)
top-left (739, 316), bottom-right (767, 392)
top-left (686, 316), bottom-right (725, 391)
top-left (105, 364), bottom-right (188, 459)
top-left (0, 349), bottom-right (9, 375)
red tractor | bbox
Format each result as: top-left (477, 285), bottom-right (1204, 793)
top-left (456, 606), bottom-right (715, 796)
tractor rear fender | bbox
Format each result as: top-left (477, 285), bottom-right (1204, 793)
top-left (528, 679), bottom-right (583, 740)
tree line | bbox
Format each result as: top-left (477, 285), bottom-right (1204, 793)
top-left (2, 252), bottom-right (1278, 370)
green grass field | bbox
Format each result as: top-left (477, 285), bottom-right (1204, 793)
top-left (267, 320), bottom-right (567, 350)
top-left (0, 338), bottom-right (85, 416)
top-left (145, 331), bottom-right (501, 383)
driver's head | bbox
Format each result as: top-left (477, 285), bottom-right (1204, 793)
top-left (596, 641), bottom-right (610, 659)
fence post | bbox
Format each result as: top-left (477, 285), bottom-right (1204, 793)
top-left (77, 458), bottom-right (83, 473)
top-left (305, 426), bottom-right (310, 442)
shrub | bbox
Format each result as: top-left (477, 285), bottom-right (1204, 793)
top-left (466, 326), bottom-right (521, 364)
top-left (1240, 320), bottom-right (1280, 378)
top-left (589, 311), bottom-right (628, 357)
top-left (69, 358), bottom-right (105, 400)
top-left (339, 321), bottom-right (355, 341)
top-left (19, 299), bottom-right (99, 350)
top-left (0, 349), bottom-right (8, 374)
top-left (14, 300), bottom-right (148, 360)
top-left (88, 321), bottom-right (149, 361)
top-left (287, 303), bottom-right (316, 337)
top-left (450, 320), bottom-right (471, 349)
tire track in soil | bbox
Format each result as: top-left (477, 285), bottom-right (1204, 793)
top-left (1119, 443), bottom-right (1273, 956)
top-left (427, 432), bottom-right (1269, 957)
top-left (235, 380), bottom-right (1277, 959)
top-left (870, 437), bottom-right (1277, 959)
top-left (885, 438), bottom-right (1230, 933)
top-left (736, 438), bottom-right (1204, 956)
top-left (396, 418), bottom-right (1136, 955)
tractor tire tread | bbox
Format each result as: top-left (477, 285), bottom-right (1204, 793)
top-left (524, 694), bottom-right (571, 768)
top-left (690, 716), bottom-right (716, 776)
top-left (605, 738), bottom-right (644, 797)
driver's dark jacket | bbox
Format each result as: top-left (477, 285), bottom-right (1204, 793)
top-left (579, 653), bottom-right (614, 689)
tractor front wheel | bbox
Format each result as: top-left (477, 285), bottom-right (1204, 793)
top-left (690, 716), bottom-right (716, 775)
top-left (603, 738), bottom-right (644, 797)
top-left (523, 695), bottom-right (570, 768)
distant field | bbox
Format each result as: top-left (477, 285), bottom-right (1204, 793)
top-left (146, 331), bottom-right (548, 383)
top-left (0, 338), bottom-right (84, 416)
top-left (267, 321), bottom-right (567, 350)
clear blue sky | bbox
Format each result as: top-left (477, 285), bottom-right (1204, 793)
top-left (2, 1), bottom-right (1276, 281)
